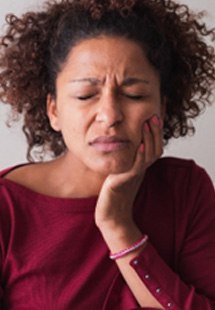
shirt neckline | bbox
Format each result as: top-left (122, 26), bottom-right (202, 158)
top-left (0, 164), bottom-right (98, 211)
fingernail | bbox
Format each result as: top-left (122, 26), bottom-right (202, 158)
top-left (151, 114), bottom-right (163, 128)
top-left (151, 114), bottom-right (160, 126)
top-left (140, 143), bottom-right (145, 153)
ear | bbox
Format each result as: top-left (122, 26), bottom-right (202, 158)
top-left (47, 94), bottom-right (61, 132)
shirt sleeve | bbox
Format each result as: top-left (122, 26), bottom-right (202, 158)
top-left (130, 165), bottom-right (215, 310)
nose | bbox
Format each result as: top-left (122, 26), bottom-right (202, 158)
top-left (95, 93), bottom-right (124, 127)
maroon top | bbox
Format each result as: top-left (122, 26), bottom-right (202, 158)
top-left (0, 157), bottom-right (215, 309)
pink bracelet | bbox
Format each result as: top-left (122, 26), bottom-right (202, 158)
top-left (109, 235), bottom-right (148, 260)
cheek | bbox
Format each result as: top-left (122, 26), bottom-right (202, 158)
top-left (59, 108), bottom-right (82, 131)
top-left (130, 106), bottom-right (153, 125)
top-left (63, 122), bottom-right (84, 138)
top-left (137, 101), bottom-right (162, 120)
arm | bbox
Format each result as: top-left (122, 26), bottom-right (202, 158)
top-left (128, 167), bottom-right (215, 309)
top-left (95, 115), bottom-right (164, 308)
top-left (95, 116), bottom-right (215, 309)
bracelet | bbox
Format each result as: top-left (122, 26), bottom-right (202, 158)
top-left (109, 235), bottom-right (148, 260)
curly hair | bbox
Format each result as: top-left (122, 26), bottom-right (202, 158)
top-left (0, 0), bottom-right (214, 160)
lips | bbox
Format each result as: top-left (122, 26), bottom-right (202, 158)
top-left (89, 136), bottom-right (130, 152)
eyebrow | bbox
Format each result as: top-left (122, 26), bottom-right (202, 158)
top-left (69, 77), bottom-right (150, 86)
top-left (122, 78), bottom-right (150, 86)
top-left (69, 78), bottom-right (101, 85)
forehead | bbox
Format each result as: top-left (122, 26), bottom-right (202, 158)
top-left (59, 35), bottom-right (159, 81)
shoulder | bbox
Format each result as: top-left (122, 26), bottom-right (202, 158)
top-left (0, 162), bottom-right (51, 197)
top-left (150, 156), bottom-right (199, 170)
top-left (147, 156), bottom-right (215, 202)
top-left (0, 164), bottom-right (33, 198)
top-left (0, 163), bottom-right (38, 187)
top-left (149, 156), bottom-right (210, 179)
top-left (0, 161), bottom-right (70, 198)
top-left (141, 157), bottom-right (215, 227)
top-left (0, 164), bottom-right (29, 179)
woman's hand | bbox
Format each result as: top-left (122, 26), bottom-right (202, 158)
top-left (95, 114), bottom-right (163, 244)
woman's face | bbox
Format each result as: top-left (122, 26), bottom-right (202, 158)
top-left (48, 35), bottom-right (163, 176)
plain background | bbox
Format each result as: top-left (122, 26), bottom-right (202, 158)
top-left (0, 0), bottom-right (214, 181)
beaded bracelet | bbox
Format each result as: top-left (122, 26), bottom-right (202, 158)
top-left (109, 235), bottom-right (148, 260)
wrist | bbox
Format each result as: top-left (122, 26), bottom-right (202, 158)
top-left (109, 235), bottom-right (148, 260)
top-left (99, 222), bottom-right (144, 254)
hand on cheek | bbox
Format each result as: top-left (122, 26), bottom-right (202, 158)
top-left (95, 114), bottom-right (163, 231)
top-left (140, 114), bottom-right (163, 168)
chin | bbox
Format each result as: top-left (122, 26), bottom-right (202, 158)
top-left (90, 157), bottom-right (134, 176)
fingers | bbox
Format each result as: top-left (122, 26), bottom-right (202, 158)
top-left (144, 114), bottom-right (163, 160)
top-left (135, 114), bottom-right (163, 171)
top-left (151, 114), bottom-right (163, 157)
top-left (130, 114), bottom-right (163, 178)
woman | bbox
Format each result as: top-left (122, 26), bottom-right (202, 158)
top-left (0, 0), bottom-right (214, 309)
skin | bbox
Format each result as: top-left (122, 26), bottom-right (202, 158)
top-left (47, 35), bottom-right (164, 193)
top-left (7, 35), bottom-right (164, 308)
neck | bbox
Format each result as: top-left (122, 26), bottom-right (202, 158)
top-left (47, 153), bottom-right (107, 198)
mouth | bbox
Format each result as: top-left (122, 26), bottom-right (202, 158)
top-left (89, 136), bottom-right (130, 152)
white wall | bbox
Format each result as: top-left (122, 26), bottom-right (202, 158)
top-left (0, 0), bottom-right (214, 181)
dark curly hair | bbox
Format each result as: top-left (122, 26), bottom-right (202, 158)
top-left (0, 0), bottom-right (214, 160)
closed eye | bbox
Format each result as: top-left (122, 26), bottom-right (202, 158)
top-left (124, 94), bottom-right (145, 100)
top-left (77, 94), bottom-right (96, 100)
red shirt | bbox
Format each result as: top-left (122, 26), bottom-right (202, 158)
top-left (0, 157), bottom-right (215, 309)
